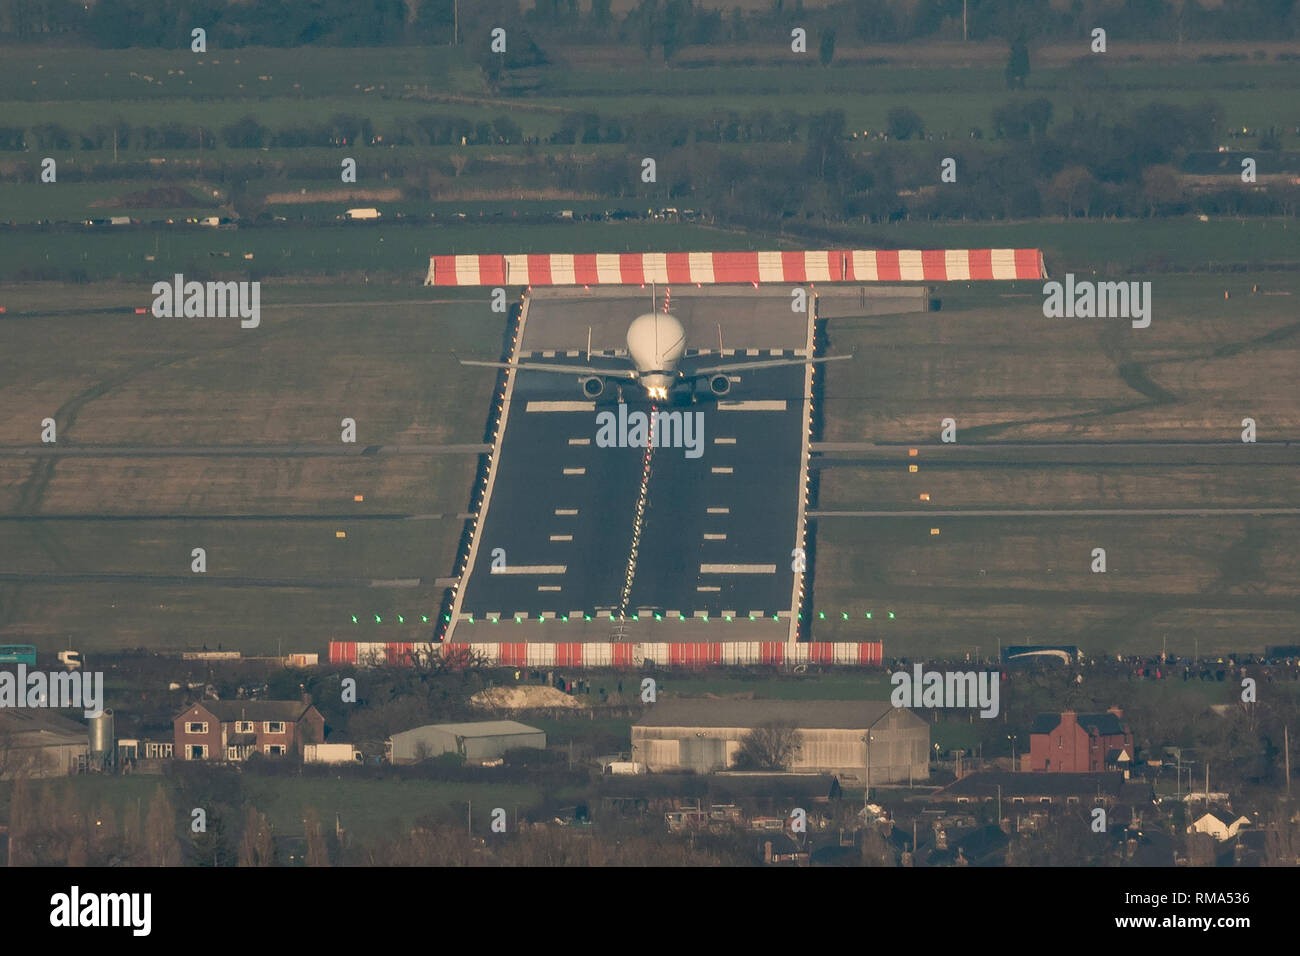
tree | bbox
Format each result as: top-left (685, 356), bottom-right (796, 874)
top-left (304, 809), bottom-right (331, 867)
top-left (819, 28), bottom-right (836, 67)
top-left (1005, 32), bottom-right (1029, 89)
top-left (733, 720), bottom-right (803, 770)
top-left (237, 806), bottom-right (276, 866)
top-left (144, 785), bottom-right (182, 866)
top-left (886, 107), bottom-right (924, 141)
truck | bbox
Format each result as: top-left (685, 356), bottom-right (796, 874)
top-left (304, 744), bottom-right (363, 765)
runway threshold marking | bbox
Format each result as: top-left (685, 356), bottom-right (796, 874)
top-left (490, 565), bottom-right (567, 575)
top-left (526, 401), bottom-right (596, 412)
top-left (717, 400), bottom-right (787, 411)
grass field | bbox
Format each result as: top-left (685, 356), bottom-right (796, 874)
top-left (0, 773), bottom-right (545, 842)
top-left (1, 219), bottom-right (1295, 283)
top-left (0, 289), bottom-right (502, 651)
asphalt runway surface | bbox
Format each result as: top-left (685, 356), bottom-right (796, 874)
top-left (456, 287), bottom-right (816, 632)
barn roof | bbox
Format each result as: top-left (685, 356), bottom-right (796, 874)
top-left (634, 699), bottom-right (919, 730)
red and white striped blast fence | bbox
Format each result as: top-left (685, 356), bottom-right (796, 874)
top-left (330, 641), bottom-right (883, 669)
top-left (424, 249), bottom-right (1045, 286)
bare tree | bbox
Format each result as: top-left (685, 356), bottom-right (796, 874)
top-left (144, 785), bottom-right (182, 866)
top-left (733, 720), bottom-right (803, 771)
top-left (304, 809), bottom-right (330, 867)
top-left (237, 806), bottom-right (275, 867)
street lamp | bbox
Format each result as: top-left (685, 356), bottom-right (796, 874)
top-left (1007, 734), bottom-right (1018, 771)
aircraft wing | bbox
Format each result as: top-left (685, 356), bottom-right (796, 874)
top-left (456, 357), bottom-right (640, 380)
top-left (687, 354), bottom-right (853, 377)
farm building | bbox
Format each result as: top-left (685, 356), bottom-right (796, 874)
top-left (631, 700), bottom-right (929, 784)
top-left (0, 710), bottom-right (90, 778)
top-left (387, 720), bottom-right (546, 765)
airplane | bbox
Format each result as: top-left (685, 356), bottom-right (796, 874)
top-left (456, 310), bottom-right (851, 401)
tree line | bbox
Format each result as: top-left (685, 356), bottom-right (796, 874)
top-left (1, 0), bottom-right (1296, 48)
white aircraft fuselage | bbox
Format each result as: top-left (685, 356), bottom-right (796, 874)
top-left (625, 312), bottom-right (687, 399)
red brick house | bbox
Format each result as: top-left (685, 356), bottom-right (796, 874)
top-left (174, 700), bottom-right (324, 762)
top-left (1027, 708), bottom-right (1134, 773)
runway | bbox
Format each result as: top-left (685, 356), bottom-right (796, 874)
top-left (448, 286), bottom-right (821, 642)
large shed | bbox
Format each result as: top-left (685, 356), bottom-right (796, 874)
top-left (631, 700), bottom-right (929, 784)
top-left (387, 720), bottom-right (546, 765)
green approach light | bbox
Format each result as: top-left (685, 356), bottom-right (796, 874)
top-left (818, 611), bottom-right (826, 620)
top-left (515, 616), bottom-right (522, 623)
top-left (842, 612), bottom-right (849, 621)
top-left (866, 611), bottom-right (873, 619)
top-left (374, 615), bottom-right (382, 623)
top-left (585, 614), bottom-right (592, 621)
top-left (421, 615), bottom-right (429, 623)
top-left (631, 614), bottom-right (639, 621)
top-left (351, 615), bottom-right (358, 624)
top-left (654, 613), bottom-right (662, 621)
top-left (889, 611), bottom-right (896, 619)
top-left (725, 614), bottom-right (733, 622)
top-left (609, 613), bottom-right (616, 622)
top-left (398, 615), bottom-right (405, 624)
top-left (749, 614), bottom-right (756, 621)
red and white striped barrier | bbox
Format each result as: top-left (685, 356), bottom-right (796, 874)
top-left (424, 249), bottom-right (1044, 286)
top-left (329, 640), bottom-right (883, 669)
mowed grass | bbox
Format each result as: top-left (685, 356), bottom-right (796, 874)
top-left (809, 512), bottom-right (1300, 658)
top-left (820, 271), bottom-right (1300, 442)
top-left (812, 272), bottom-right (1299, 658)
top-left (0, 285), bottom-right (503, 653)
top-left (0, 219), bottom-right (1293, 283)
top-left (0, 222), bottom-right (770, 281)
top-left (820, 218), bottom-right (1300, 275)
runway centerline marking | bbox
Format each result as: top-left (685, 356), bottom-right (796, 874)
top-left (526, 401), bottom-right (596, 412)
top-left (700, 563), bottom-right (777, 574)
top-left (491, 564), bottom-right (567, 575)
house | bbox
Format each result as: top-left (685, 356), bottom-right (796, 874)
top-left (174, 700), bottom-right (324, 761)
top-left (631, 700), bottom-right (930, 784)
top-left (1027, 708), bottom-right (1134, 773)
top-left (1189, 809), bottom-right (1252, 842)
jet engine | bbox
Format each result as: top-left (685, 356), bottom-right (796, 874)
top-left (708, 374), bottom-right (731, 396)
top-left (581, 376), bottom-right (605, 398)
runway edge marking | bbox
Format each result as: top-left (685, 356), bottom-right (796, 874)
top-left (789, 291), bottom-right (817, 644)
top-left (444, 295), bottom-right (532, 639)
